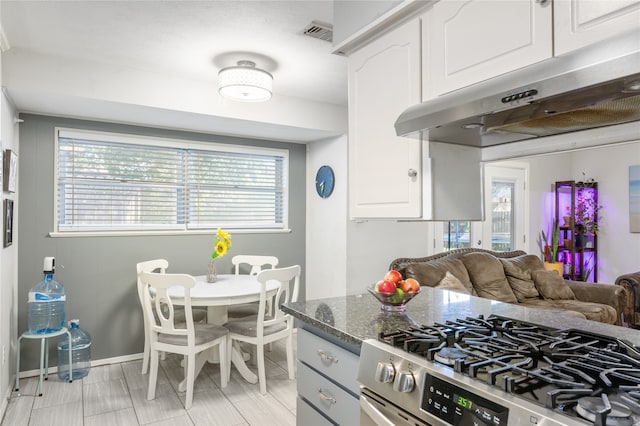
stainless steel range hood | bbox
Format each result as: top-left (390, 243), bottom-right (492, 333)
top-left (395, 32), bottom-right (640, 147)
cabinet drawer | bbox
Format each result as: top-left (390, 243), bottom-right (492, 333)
top-left (297, 328), bottom-right (360, 395)
top-left (296, 396), bottom-right (335, 426)
top-left (297, 361), bottom-right (359, 426)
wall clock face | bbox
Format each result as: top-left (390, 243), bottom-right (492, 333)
top-left (315, 165), bottom-right (335, 198)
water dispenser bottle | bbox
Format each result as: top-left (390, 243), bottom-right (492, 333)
top-left (57, 319), bottom-right (92, 380)
top-left (28, 257), bottom-right (66, 334)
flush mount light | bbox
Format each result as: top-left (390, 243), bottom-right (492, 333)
top-left (218, 60), bottom-right (273, 102)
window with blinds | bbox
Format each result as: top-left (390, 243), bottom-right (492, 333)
top-left (55, 129), bottom-right (288, 233)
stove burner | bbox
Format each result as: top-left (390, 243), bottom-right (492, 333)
top-left (576, 397), bottom-right (633, 426)
top-left (376, 315), bottom-right (640, 426)
top-left (434, 347), bottom-right (466, 366)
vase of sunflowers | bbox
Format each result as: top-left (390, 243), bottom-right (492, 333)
top-left (207, 228), bottom-right (231, 283)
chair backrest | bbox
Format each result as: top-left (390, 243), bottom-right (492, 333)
top-left (256, 265), bottom-right (301, 323)
top-left (232, 255), bottom-right (279, 276)
top-left (139, 271), bottom-right (197, 345)
top-left (136, 259), bottom-right (169, 308)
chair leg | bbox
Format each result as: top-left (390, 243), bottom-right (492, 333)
top-left (141, 335), bottom-right (150, 374)
top-left (219, 338), bottom-right (228, 388)
top-left (185, 353), bottom-right (195, 410)
top-left (257, 344), bottom-right (267, 395)
top-left (286, 333), bottom-right (295, 380)
top-left (147, 350), bottom-right (159, 401)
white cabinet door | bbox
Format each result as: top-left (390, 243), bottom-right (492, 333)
top-left (554, 0), bottom-right (640, 56)
top-left (423, 0), bottom-right (552, 98)
top-left (348, 19), bottom-right (422, 219)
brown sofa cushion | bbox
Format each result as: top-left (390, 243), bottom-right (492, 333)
top-left (461, 252), bottom-right (517, 303)
top-left (404, 258), bottom-right (475, 295)
top-left (520, 299), bottom-right (617, 324)
top-left (531, 270), bottom-right (576, 300)
top-left (435, 271), bottom-right (470, 294)
top-left (499, 256), bottom-right (541, 302)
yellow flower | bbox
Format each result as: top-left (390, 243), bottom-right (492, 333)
top-left (218, 228), bottom-right (231, 247)
top-left (211, 228), bottom-right (232, 260)
top-left (214, 241), bottom-right (227, 257)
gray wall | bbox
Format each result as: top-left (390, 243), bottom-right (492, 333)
top-left (17, 114), bottom-right (306, 371)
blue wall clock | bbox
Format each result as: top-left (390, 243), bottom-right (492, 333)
top-left (315, 165), bottom-right (335, 198)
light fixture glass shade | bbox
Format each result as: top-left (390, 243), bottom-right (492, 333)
top-left (218, 60), bottom-right (273, 102)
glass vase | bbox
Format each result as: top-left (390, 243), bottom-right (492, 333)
top-left (206, 260), bottom-right (217, 283)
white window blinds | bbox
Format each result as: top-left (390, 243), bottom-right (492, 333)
top-left (56, 129), bottom-right (288, 233)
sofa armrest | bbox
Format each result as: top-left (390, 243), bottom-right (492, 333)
top-left (615, 272), bottom-right (640, 328)
top-left (566, 281), bottom-right (627, 326)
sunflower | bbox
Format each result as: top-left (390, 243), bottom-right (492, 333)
top-left (211, 228), bottom-right (232, 260)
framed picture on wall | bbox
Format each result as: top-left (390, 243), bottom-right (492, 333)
top-left (4, 199), bottom-right (13, 247)
top-left (3, 149), bottom-right (17, 193)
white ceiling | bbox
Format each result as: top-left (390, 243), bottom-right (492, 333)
top-left (0, 0), bottom-right (348, 140)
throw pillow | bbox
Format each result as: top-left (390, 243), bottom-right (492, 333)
top-left (531, 270), bottom-right (576, 300)
top-left (461, 252), bottom-right (518, 304)
top-left (435, 271), bottom-right (470, 294)
top-left (404, 258), bottom-right (475, 294)
top-left (499, 257), bottom-right (540, 302)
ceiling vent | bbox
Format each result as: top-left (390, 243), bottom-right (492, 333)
top-left (303, 21), bottom-right (333, 42)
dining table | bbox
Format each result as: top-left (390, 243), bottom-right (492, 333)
top-left (167, 274), bottom-right (279, 391)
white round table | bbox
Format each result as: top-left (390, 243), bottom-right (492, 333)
top-left (167, 274), bottom-right (280, 388)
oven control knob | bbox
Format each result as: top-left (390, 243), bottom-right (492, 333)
top-left (375, 362), bottom-right (395, 383)
top-left (393, 371), bottom-right (415, 393)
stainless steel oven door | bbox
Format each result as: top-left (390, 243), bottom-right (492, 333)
top-left (360, 388), bottom-right (432, 426)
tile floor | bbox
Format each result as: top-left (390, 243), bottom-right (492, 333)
top-left (1, 339), bottom-right (297, 426)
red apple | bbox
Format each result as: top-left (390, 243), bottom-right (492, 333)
top-left (384, 270), bottom-right (403, 287)
top-left (402, 278), bottom-right (420, 294)
top-left (376, 279), bottom-right (397, 295)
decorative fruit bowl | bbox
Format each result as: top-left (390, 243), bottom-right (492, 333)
top-left (367, 284), bottom-right (420, 312)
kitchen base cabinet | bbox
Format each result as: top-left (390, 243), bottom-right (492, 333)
top-left (296, 396), bottom-right (334, 426)
top-left (296, 327), bottom-right (360, 426)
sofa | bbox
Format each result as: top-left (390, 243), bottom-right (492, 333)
top-left (389, 248), bottom-right (627, 325)
top-left (615, 271), bottom-right (640, 328)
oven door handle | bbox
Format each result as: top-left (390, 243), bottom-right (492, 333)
top-left (360, 394), bottom-right (396, 426)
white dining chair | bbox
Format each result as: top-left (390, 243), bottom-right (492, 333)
top-left (136, 259), bottom-right (207, 374)
top-left (227, 255), bottom-right (279, 319)
top-left (225, 265), bottom-right (300, 394)
top-left (232, 255), bottom-right (279, 276)
top-left (140, 271), bottom-right (229, 410)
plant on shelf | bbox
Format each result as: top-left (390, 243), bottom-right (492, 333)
top-left (540, 219), bottom-right (560, 263)
top-left (566, 174), bottom-right (602, 237)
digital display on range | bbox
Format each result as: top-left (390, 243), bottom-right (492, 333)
top-left (421, 374), bottom-right (509, 425)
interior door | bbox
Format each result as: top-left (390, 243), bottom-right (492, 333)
top-left (479, 163), bottom-right (528, 252)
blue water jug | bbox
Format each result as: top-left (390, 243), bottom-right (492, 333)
top-left (57, 319), bottom-right (92, 380)
top-left (28, 257), bottom-right (66, 334)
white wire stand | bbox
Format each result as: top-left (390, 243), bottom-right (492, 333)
top-left (15, 327), bottom-right (72, 396)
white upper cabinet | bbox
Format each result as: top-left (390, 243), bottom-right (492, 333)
top-left (424, 0), bottom-right (552, 99)
top-left (554, 0), bottom-right (640, 55)
top-left (348, 19), bottom-right (422, 219)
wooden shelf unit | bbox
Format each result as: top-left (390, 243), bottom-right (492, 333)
top-left (554, 180), bottom-right (598, 282)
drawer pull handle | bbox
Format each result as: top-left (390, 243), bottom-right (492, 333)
top-left (317, 388), bottom-right (336, 405)
top-left (317, 350), bottom-right (338, 364)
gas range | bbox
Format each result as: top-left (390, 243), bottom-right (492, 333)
top-left (357, 315), bottom-right (640, 426)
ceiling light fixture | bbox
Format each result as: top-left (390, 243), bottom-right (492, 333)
top-left (218, 60), bottom-right (273, 102)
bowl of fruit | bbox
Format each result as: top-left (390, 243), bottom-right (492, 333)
top-left (367, 270), bottom-right (420, 312)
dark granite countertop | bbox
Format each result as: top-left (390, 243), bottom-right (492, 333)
top-left (283, 287), bottom-right (640, 351)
